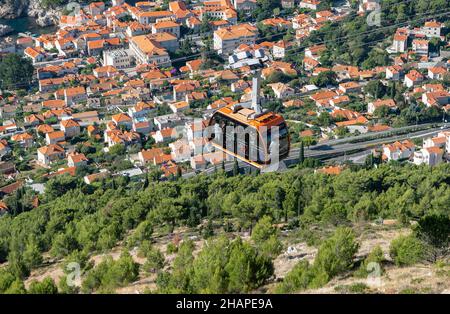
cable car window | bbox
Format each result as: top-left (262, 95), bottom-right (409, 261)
top-left (225, 118), bottom-right (236, 154)
top-left (210, 113), bottom-right (227, 149)
top-left (236, 125), bottom-right (258, 161)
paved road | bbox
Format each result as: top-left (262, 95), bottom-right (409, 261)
top-left (307, 122), bottom-right (443, 147)
top-left (288, 125), bottom-right (448, 160)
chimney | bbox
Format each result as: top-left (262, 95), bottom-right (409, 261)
top-left (251, 71), bottom-right (262, 114)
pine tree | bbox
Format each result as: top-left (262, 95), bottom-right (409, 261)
top-left (23, 239), bottom-right (43, 269)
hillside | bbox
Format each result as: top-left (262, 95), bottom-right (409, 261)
top-left (15, 221), bottom-right (450, 294)
top-left (0, 163), bottom-right (449, 294)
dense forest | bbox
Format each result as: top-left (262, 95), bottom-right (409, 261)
top-left (0, 161), bottom-right (449, 293)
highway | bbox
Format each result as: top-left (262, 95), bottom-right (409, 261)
top-left (287, 124), bottom-right (449, 162)
top-left (299, 122), bottom-right (445, 147)
top-left (182, 124), bottom-right (449, 178)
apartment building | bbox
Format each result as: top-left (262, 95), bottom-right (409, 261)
top-left (200, 0), bottom-right (238, 24)
top-left (422, 21), bottom-right (443, 38)
top-left (412, 39), bottom-right (429, 56)
top-left (152, 20), bottom-right (181, 38)
top-left (103, 49), bottom-right (133, 69)
top-left (137, 10), bottom-right (174, 24)
top-left (129, 35), bottom-right (171, 66)
top-left (213, 23), bottom-right (258, 55)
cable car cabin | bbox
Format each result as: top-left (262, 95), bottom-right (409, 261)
top-left (207, 104), bottom-right (290, 168)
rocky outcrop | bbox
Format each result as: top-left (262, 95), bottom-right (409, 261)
top-left (0, 0), bottom-right (64, 27)
top-left (0, 0), bottom-right (29, 19)
top-left (0, 24), bottom-right (14, 37)
top-left (28, 0), bottom-right (62, 27)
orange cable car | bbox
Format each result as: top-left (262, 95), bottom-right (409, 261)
top-left (206, 73), bottom-right (290, 168)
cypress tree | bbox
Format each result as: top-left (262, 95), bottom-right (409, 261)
top-left (233, 159), bottom-right (239, 176)
top-left (390, 82), bottom-right (396, 99)
top-left (299, 141), bottom-right (305, 164)
top-left (142, 176), bottom-right (149, 190)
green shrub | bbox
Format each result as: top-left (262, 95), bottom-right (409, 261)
top-left (319, 203), bottom-right (348, 226)
top-left (142, 247), bottom-right (165, 274)
top-left (225, 238), bottom-right (274, 293)
top-left (58, 275), bottom-right (80, 294)
top-left (28, 277), bottom-right (58, 294)
top-left (307, 267), bottom-right (330, 289)
top-left (314, 227), bottom-right (359, 278)
top-left (128, 221), bottom-right (153, 248)
top-left (390, 235), bottom-right (425, 266)
top-left (275, 260), bottom-right (313, 293)
top-left (3, 279), bottom-right (26, 294)
top-left (400, 288), bottom-right (417, 294)
top-left (252, 216), bottom-right (282, 257)
top-left (166, 242), bottom-right (178, 254)
top-left (0, 269), bottom-right (15, 293)
top-left (354, 245), bottom-right (385, 278)
top-left (156, 237), bottom-right (273, 294)
top-left (81, 251), bottom-right (139, 293)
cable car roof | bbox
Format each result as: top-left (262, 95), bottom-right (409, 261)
top-left (216, 103), bottom-right (285, 129)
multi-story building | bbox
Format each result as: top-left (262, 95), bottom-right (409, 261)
top-left (45, 131), bottom-right (65, 145)
top-left (60, 119), bottom-right (81, 138)
top-left (422, 21), bottom-right (443, 38)
top-left (358, 0), bottom-right (380, 13)
top-left (404, 70), bottom-right (424, 88)
top-left (200, 0), bottom-right (238, 24)
top-left (68, 153), bottom-right (88, 168)
top-left (103, 49), bottom-right (133, 69)
top-left (147, 32), bottom-right (179, 52)
top-left (129, 35), bottom-right (171, 66)
top-left (37, 144), bottom-right (65, 166)
top-left (412, 39), bottom-right (429, 56)
top-left (152, 20), bottom-right (181, 38)
top-left (413, 147), bottom-right (443, 166)
top-left (299, 0), bottom-right (321, 10)
top-left (391, 33), bottom-right (408, 53)
top-left (64, 86), bottom-right (87, 106)
top-left (137, 10), bottom-right (174, 24)
top-left (382, 140), bottom-right (415, 161)
top-left (386, 65), bottom-right (403, 80)
top-left (368, 99), bottom-right (397, 115)
top-left (213, 23), bottom-right (258, 55)
top-left (232, 0), bottom-right (257, 12)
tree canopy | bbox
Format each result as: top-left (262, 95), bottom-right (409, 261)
top-left (0, 54), bottom-right (34, 90)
